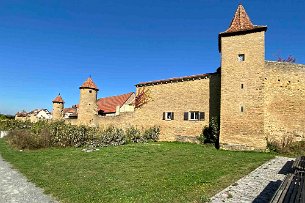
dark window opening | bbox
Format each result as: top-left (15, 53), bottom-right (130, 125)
top-left (184, 111), bottom-right (205, 121)
top-left (238, 54), bottom-right (245, 61)
top-left (241, 84), bottom-right (244, 89)
top-left (163, 112), bottom-right (174, 120)
top-left (241, 106), bottom-right (244, 112)
top-left (190, 111), bottom-right (199, 120)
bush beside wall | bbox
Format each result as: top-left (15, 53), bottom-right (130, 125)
top-left (0, 120), bottom-right (159, 150)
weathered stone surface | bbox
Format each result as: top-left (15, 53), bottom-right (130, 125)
top-left (264, 61), bottom-right (305, 143)
top-left (78, 88), bottom-right (98, 126)
top-left (59, 5), bottom-right (305, 150)
top-left (52, 102), bottom-right (63, 120)
top-left (94, 74), bottom-right (221, 142)
top-left (220, 31), bottom-right (266, 150)
top-left (132, 74), bottom-right (220, 141)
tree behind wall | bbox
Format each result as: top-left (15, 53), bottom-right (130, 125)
top-left (277, 55), bottom-right (296, 63)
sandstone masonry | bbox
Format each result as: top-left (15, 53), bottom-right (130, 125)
top-left (49, 4), bottom-right (305, 150)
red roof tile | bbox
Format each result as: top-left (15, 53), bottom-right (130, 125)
top-left (97, 92), bottom-right (134, 113)
top-left (15, 111), bottom-right (28, 117)
top-left (52, 94), bottom-right (64, 103)
top-left (135, 73), bottom-right (210, 87)
top-left (80, 77), bottom-right (99, 91)
top-left (63, 107), bottom-right (77, 114)
top-left (218, 4), bottom-right (267, 52)
top-left (224, 4), bottom-right (254, 33)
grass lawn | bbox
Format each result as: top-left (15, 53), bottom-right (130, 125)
top-left (0, 139), bottom-right (274, 203)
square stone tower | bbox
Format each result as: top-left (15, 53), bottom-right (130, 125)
top-left (219, 5), bottom-right (267, 150)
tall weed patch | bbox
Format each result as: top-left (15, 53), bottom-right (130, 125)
top-left (0, 120), bottom-right (159, 150)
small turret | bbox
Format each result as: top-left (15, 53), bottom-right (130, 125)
top-left (52, 94), bottom-right (64, 120)
top-left (78, 77), bottom-right (99, 126)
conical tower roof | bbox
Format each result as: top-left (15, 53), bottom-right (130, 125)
top-left (225, 4), bottom-right (254, 33)
top-left (218, 4), bottom-right (267, 52)
top-left (80, 77), bottom-right (99, 91)
top-left (52, 94), bottom-right (64, 103)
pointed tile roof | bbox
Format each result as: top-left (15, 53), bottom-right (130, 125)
top-left (225, 4), bottom-right (254, 33)
top-left (218, 4), bottom-right (267, 52)
top-left (52, 94), bottom-right (64, 103)
top-left (80, 77), bottom-right (99, 91)
top-left (97, 92), bottom-right (134, 113)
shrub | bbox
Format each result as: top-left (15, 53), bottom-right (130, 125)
top-left (125, 126), bottom-right (141, 143)
top-left (266, 139), bottom-right (278, 153)
top-left (266, 135), bottom-right (305, 156)
top-left (2, 120), bottom-right (160, 150)
top-left (5, 129), bottom-right (52, 150)
top-left (198, 117), bottom-right (220, 148)
top-left (98, 126), bottom-right (126, 146)
top-left (0, 119), bottom-right (32, 131)
top-left (266, 135), bottom-right (294, 153)
top-left (143, 126), bottom-right (160, 141)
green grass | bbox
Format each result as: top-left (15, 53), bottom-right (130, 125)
top-left (0, 139), bottom-right (274, 203)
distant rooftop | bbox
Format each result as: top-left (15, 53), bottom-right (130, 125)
top-left (97, 92), bottom-right (134, 113)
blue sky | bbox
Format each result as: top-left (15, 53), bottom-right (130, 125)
top-left (0, 0), bottom-right (304, 115)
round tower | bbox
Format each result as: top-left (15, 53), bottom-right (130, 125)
top-left (78, 77), bottom-right (99, 126)
top-left (52, 94), bottom-right (64, 120)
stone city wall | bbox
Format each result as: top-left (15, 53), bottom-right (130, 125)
top-left (133, 75), bottom-right (219, 142)
top-left (71, 74), bottom-right (221, 142)
top-left (264, 61), bottom-right (305, 142)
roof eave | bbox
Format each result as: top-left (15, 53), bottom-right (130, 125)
top-left (52, 100), bottom-right (64, 103)
top-left (218, 26), bottom-right (267, 53)
top-left (79, 86), bottom-right (99, 91)
top-left (135, 73), bottom-right (216, 87)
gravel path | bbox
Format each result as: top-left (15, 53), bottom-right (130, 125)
top-left (210, 156), bottom-right (294, 203)
top-left (0, 155), bottom-right (58, 203)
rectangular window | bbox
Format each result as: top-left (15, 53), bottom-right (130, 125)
top-left (163, 112), bottom-right (174, 120)
top-left (241, 84), bottom-right (244, 89)
top-left (189, 111), bottom-right (199, 120)
top-left (241, 106), bottom-right (244, 112)
top-left (184, 111), bottom-right (205, 121)
top-left (238, 54), bottom-right (245, 62)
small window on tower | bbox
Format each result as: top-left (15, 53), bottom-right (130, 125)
top-left (241, 84), bottom-right (244, 89)
top-left (163, 112), bottom-right (174, 121)
top-left (241, 106), bottom-right (244, 112)
top-left (238, 54), bottom-right (245, 62)
top-left (89, 90), bottom-right (92, 93)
